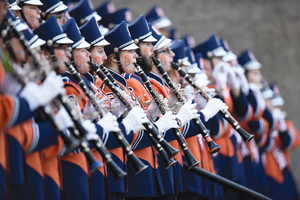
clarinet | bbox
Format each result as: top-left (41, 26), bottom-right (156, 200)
top-left (171, 62), bottom-right (254, 144)
top-left (98, 64), bottom-right (179, 159)
top-left (89, 62), bottom-right (177, 169)
top-left (2, 17), bottom-right (105, 174)
top-left (134, 63), bottom-right (200, 169)
top-left (66, 63), bottom-right (148, 175)
top-left (152, 58), bottom-right (222, 154)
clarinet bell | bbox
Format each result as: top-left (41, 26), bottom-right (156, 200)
top-left (236, 126), bottom-right (254, 144)
top-left (159, 139), bottom-right (179, 159)
top-left (106, 159), bottom-right (127, 181)
top-left (127, 153), bottom-right (148, 175)
top-left (84, 151), bottom-right (103, 174)
top-left (205, 137), bottom-right (221, 154)
top-left (159, 147), bottom-right (177, 169)
top-left (184, 149), bottom-right (200, 170)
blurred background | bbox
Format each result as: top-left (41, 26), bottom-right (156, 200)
top-left (92, 0), bottom-right (300, 191)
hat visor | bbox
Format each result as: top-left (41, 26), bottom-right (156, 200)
top-left (56, 37), bottom-right (74, 45)
top-left (94, 39), bottom-right (110, 47)
top-left (182, 60), bottom-right (191, 66)
top-left (271, 96), bottom-right (284, 107)
top-left (142, 35), bottom-right (157, 43)
top-left (11, 4), bottom-right (21, 10)
top-left (222, 51), bottom-right (237, 62)
top-left (99, 25), bottom-right (109, 35)
top-left (50, 3), bottom-right (68, 14)
top-left (212, 47), bottom-right (227, 57)
top-left (186, 63), bottom-right (201, 74)
top-left (244, 61), bottom-right (261, 70)
top-left (122, 43), bottom-right (139, 51)
top-left (16, 22), bottom-right (28, 32)
top-left (23, 0), bottom-right (43, 6)
top-left (154, 17), bottom-right (172, 29)
top-left (155, 37), bottom-right (172, 50)
top-left (75, 40), bottom-right (90, 49)
top-left (86, 12), bottom-right (102, 22)
top-left (262, 89), bottom-right (274, 99)
top-left (30, 38), bottom-right (46, 49)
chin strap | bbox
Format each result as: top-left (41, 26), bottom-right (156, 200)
top-left (113, 47), bottom-right (124, 74)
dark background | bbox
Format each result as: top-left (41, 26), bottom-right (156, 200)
top-left (92, 0), bottom-right (300, 191)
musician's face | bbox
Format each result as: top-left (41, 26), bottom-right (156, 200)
top-left (53, 11), bottom-right (67, 26)
top-left (73, 48), bottom-right (91, 74)
top-left (10, 37), bottom-right (26, 64)
top-left (156, 44), bottom-right (175, 73)
top-left (203, 57), bottom-right (222, 82)
top-left (246, 68), bottom-right (262, 85)
top-left (139, 41), bottom-right (154, 73)
top-left (0, 2), bottom-right (8, 24)
top-left (52, 44), bottom-right (71, 74)
top-left (119, 49), bottom-right (138, 74)
top-left (158, 27), bottom-right (170, 38)
top-left (90, 46), bottom-right (107, 66)
top-left (21, 5), bottom-right (41, 29)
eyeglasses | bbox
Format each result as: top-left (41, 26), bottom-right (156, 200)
top-left (155, 47), bottom-right (172, 54)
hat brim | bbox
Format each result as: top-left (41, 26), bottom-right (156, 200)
top-left (155, 37), bottom-right (172, 50)
top-left (262, 88), bottom-right (274, 99)
top-left (182, 60), bottom-right (191, 66)
top-left (122, 43), bottom-right (139, 51)
top-left (75, 40), bottom-right (90, 49)
top-left (186, 63), bottom-right (201, 74)
top-left (16, 22), bottom-right (28, 32)
top-left (154, 17), bottom-right (172, 29)
top-left (56, 37), bottom-right (74, 45)
top-left (51, 3), bottom-right (68, 14)
top-left (86, 12), bottom-right (102, 22)
top-left (271, 96), bottom-right (284, 107)
top-left (11, 3), bottom-right (21, 10)
top-left (212, 47), bottom-right (227, 57)
top-left (94, 39), bottom-right (110, 47)
top-left (99, 25), bottom-right (109, 35)
top-left (223, 51), bottom-right (237, 62)
top-left (142, 35), bottom-right (157, 43)
top-left (244, 61), bottom-right (261, 70)
top-left (23, 0), bottom-right (43, 6)
top-left (30, 38), bottom-right (46, 49)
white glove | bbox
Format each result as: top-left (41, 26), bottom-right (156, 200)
top-left (39, 72), bottom-right (65, 102)
top-left (154, 111), bottom-right (180, 134)
top-left (194, 87), bottom-right (215, 111)
top-left (122, 107), bottom-right (149, 134)
top-left (20, 72), bottom-right (64, 111)
top-left (176, 100), bottom-right (199, 127)
top-left (201, 98), bottom-right (228, 122)
top-left (97, 112), bottom-right (120, 133)
top-left (226, 64), bottom-right (240, 90)
top-left (272, 108), bottom-right (287, 132)
top-left (194, 72), bottom-right (210, 88)
top-left (110, 97), bottom-right (127, 118)
top-left (146, 101), bottom-right (161, 121)
top-left (83, 98), bottom-right (109, 120)
top-left (233, 66), bottom-right (249, 95)
top-left (82, 119), bottom-right (100, 141)
top-left (194, 93), bottom-right (207, 111)
top-left (212, 62), bottom-right (228, 89)
top-left (54, 107), bottom-right (74, 130)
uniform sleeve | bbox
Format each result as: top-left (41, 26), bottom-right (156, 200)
top-left (263, 108), bottom-right (275, 132)
top-left (208, 113), bottom-right (224, 140)
top-left (0, 94), bottom-right (33, 129)
top-left (26, 121), bottom-right (59, 153)
top-left (231, 90), bottom-right (253, 122)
